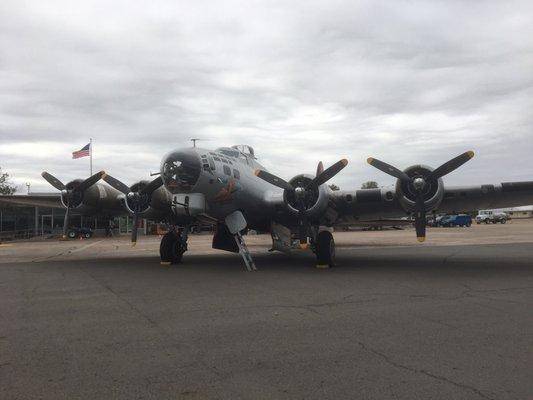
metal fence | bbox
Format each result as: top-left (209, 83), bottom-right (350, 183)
top-left (0, 229), bottom-right (36, 242)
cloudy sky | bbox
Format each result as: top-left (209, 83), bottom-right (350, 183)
top-left (1, 0), bottom-right (532, 193)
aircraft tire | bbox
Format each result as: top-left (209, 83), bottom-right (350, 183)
top-left (316, 231), bottom-right (335, 267)
top-left (160, 231), bottom-right (184, 264)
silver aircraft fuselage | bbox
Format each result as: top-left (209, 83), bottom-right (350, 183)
top-left (160, 146), bottom-right (286, 229)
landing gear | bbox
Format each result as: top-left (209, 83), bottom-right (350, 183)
top-left (160, 228), bottom-right (188, 265)
top-left (314, 230), bottom-right (335, 268)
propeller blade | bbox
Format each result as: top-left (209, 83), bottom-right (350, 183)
top-left (140, 176), bottom-right (163, 196)
top-left (76, 171), bottom-right (106, 192)
top-left (316, 161), bottom-right (324, 177)
top-left (131, 213), bottom-right (139, 246)
top-left (296, 197), bottom-right (309, 246)
top-left (103, 174), bottom-right (131, 195)
top-left (255, 170), bottom-right (294, 191)
top-left (367, 158), bottom-right (411, 182)
top-left (298, 219), bottom-right (307, 246)
top-left (414, 193), bottom-right (426, 242)
top-left (307, 159), bottom-right (348, 188)
top-left (62, 206), bottom-right (70, 239)
top-left (42, 172), bottom-right (66, 191)
top-left (429, 151), bottom-right (475, 180)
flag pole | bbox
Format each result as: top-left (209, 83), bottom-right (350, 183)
top-left (90, 138), bottom-right (93, 176)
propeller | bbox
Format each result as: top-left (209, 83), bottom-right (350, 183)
top-left (367, 151), bottom-right (474, 242)
top-left (103, 174), bottom-right (163, 245)
top-left (41, 171), bottom-right (106, 239)
top-left (256, 159), bottom-right (348, 245)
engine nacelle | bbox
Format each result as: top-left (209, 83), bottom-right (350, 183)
top-left (395, 165), bottom-right (444, 213)
top-left (120, 180), bottom-right (172, 219)
top-left (283, 174), bottom-right (330, 219)
top-left (61, 180), bottom-right (120, 210)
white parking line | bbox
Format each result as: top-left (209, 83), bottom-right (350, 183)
top-left (68, 240), bottom-right (103, 254)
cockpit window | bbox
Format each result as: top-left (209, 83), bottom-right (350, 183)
top-left (217, 148), bottom-right (240, 158)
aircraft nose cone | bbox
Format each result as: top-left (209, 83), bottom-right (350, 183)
top-left (161, 149), bottom-right (202, 193)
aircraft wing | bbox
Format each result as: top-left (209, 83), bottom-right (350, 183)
top-left (330, 180), bottom-right (533, 221)
top-left (439, 181), bottom-right (533, 212)
top-left (0, 194), bottom-right (64, 209)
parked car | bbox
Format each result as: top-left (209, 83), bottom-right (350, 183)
top-left (440, 214), bottom-right (472, 227)
top-left (427, 215), bottom-right (445, 227)
top-left (67, 227), bottom-right (93, 239)
top-left (475, 210), bottom-right (508, 224)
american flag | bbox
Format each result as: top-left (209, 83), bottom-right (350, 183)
top-left (72, 143), bottom-right (91, 159)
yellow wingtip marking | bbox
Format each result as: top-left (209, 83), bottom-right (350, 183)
top-left (254, 169), bottom-right (261, 177)
top-left (467, 150), bottom-right (475, 158)
top-left (367, 157), bottom-right (374, 164)
top-left (160, 261), bottom-right (171, 266)
top-left (132, 242), bottom-right (137, 247)
top-left (300, 243), bottom-right (309, 250)
top-left (417, 237), bottom-right (426, 243)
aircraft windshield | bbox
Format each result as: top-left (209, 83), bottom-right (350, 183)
top-left (216, 148), bottom-right (241, 158)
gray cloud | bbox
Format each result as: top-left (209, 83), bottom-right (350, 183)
top-left (1, 0), bottom-right (532, 192)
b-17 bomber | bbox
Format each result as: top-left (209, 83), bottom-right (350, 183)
top-left (3, 144), bottom-right (533, 270)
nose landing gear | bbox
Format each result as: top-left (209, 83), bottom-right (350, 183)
top-left (312, 230), bottom-right (336, 268)
top-left (160, 227), bottom-right (188, 265)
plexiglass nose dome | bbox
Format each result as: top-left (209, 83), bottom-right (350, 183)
top-left (160, 150), bottom-right (201, 193)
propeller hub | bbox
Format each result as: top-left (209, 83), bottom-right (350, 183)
top-left (294, 187), bottom-right (306, 199)
top-left (412, 177), bottom-right (426, 191)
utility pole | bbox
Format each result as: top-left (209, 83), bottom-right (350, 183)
top-left (191, 138), bottom-right (200, 148)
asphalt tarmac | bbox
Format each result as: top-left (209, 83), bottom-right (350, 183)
top-left (1, 224), bottom-right (532, 399)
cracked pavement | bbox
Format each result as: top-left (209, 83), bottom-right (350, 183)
top-left (1, 224), bottom-right (532, 399)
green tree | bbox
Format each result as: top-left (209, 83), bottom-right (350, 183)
top-left (0, 168), bottom-right (17, 195)
top-left (361, 181), bottom-right (378, 189)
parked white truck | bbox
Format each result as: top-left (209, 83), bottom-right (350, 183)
top-left (475, 210), bottom-right (509, 224)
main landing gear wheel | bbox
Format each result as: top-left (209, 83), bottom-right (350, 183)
top-left (160, 231), bottom-right (185, 265)
top-left (316, 231), bottom-right (335, 268)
